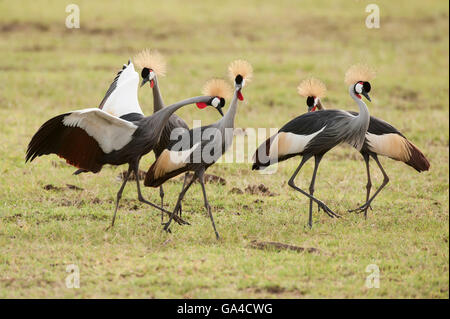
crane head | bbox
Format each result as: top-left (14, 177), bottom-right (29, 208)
top-left (140, 67), bottom-right (156, 88)
top-left (306, 96), bottom-right (321, 112)
top-left (235, 75), bottom-right (245, 101)
top-left (134, 49), bottom-right (166, 89)
top-left (354, 81), bottom-right (371, 102)
top-left (196, 96), bottom-right (226, 116)
top-left (228, 60), bottom-right (253, 101)
top-left (199, 78), bottom-right (232, 116)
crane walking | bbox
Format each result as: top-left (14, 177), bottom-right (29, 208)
top-left (252, 64), bottom-right (375, 228)
top-left (144, 60), bottom-right (251, 239)
top-left (26, 93), bottom-right (227, 228)
top-left (134, 49), bottom-right (193, 218)
top-left (300, 77), bottom-right (430, 217)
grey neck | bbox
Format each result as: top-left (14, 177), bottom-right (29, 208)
top-left (152, 96), bottom-right (212, 135)
top-left (317, 99), bottom-right (325, 110)
top-left (348, 85), bottom-right (370, 122)
top-left (220, 88), bottom-right (239, 129)
top-left (348, 84), bottom-right (370, 150)
top-left (152, 76), bottom-right (165, 113)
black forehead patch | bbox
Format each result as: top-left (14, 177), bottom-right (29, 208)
top-left (306, 96), bottom-right (315, 107)
top-left (219, 97), bottom-right (225, 107)
top-left (141, 67), bottom-right (149, 78)
top-left (235, 74), bottom-right (243, 84)
top-left (363, 81), bottom-right (371, 93)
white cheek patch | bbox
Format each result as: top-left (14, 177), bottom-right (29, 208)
top-left (149, 71), bottom-right (156, 80)
top-left (355, 83), bottom-right (363, 94)
top-left (212, 98), bottom-right (219, 107)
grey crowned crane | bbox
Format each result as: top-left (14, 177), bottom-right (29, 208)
top-left (252, 64), bottom-right (375, 228)
top-left (25, 92), bottom-right (227, 228)
top-left (144, 60), bottom-right (252, 239)
top-left (73, 59), bottom-right (146, 175)
top-left (299, 76), bottom-right (430, 218)
top-left (134, 49), bottom-right (192, 217)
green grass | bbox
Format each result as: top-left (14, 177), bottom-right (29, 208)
top-left (0, 0), bottom-right (448, 298)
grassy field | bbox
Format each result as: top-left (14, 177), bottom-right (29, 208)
top-left (0, 0), bottom-right (448, 298)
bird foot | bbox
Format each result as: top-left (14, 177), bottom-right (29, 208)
top-left (171, 213), bottom-right (190, 226)
top-left (176, 204), bottom-right (183, 218)
top-left (162, 222), bottom-right (172, 234)
top-left (318, 202), bottom-right (341, 218)
top-left (348, 203), bottom-right (372, 214)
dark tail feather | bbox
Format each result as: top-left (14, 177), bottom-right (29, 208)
top-left (252, 135), bottom-right (275, 170)
top-left (144, 161), bottom-right (158, 187)
top-left (252, 162), bottom-right (261, 170)
top-left (73, 169), bottom-right (89, 175)
top-left (144, 162), bottom-right (188, 188)
top-left (25, 113), bottom-right (103, 173)
top-left (405, 141), bottom-right (430, 172)
top-left (26, 113), bottom-right (69, 163)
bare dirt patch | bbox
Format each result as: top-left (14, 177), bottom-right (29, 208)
top-left (43, 184), bottom-right (84, 191)
top-left (180, 173), bottom-right (226, 185)
top-left (244, 184), bottom-right (277, 196)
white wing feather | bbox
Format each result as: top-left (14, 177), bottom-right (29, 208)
top-left (62, 108), bottom-right (138, 153)
top-left (101, 62), bottom-right (143, 117)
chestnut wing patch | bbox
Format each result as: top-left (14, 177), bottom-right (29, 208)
top-left (26, 109), bottom-right (138, 173)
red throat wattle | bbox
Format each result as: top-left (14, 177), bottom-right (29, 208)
top-left (150, 80), bottom-right (154, 88)
top-left (311, 106), bottom-right (317, 112)
top-left (237, 90), bottom-right (244, 101)
top-left (196, 102), bottom-right (208, 109)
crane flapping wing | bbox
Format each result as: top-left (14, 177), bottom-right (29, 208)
top-left (99, 61), bottom-right (143, 117)
top-left (26, 109), bottom-right (138, 172)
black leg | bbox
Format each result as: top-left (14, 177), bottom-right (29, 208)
top-left (107, 165), bottom-right (132, 229)
top-left (177, 173), bottom-right (188, 217)
top-left (308, 155), bottom-right (323, 228)
top-left (363, 153), bottom-right (372, 218)
top-left (159, 185), bottom-right (164, 223)
top-left (351, 154), bottom-right (389, 215)
top-left (162, 172), bottom-right (197, 232)
top-left (131, 161), bottom-right (189, 225)
top-left (288, 155), bottom-right (340, 227)
top-left (198, 169), bottom-right (220, 240)
top-left (349, 152), bottom-right (372, 218)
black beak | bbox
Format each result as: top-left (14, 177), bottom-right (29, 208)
top-left (140, 76), bottom-right (149, 87)
top-left (362, 91), bottom-right (371, 102)
top-left (217, 107), bottom-right (224, 117)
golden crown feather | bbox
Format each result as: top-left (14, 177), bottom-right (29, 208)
top-left (133, 49), bottom-right (167, 76)
top-left (202, 78), bottom-right (233, 98)
top-left (297, 77), bottom-right (327, 98)
top-left (228, 60), bottom-right (253, 83)
top-left (344, 63), bottom-right (375, 85)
